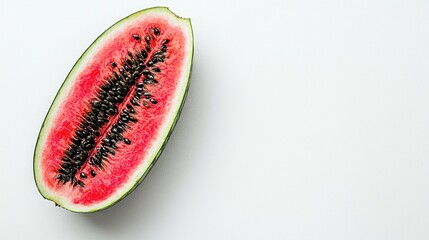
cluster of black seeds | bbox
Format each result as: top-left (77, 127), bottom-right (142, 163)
top-left (56, 27), bottom-right (170, 187)
top-left (88, 104), bottom-right (136, 167)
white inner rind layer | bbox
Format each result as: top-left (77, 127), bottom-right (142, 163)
top-left (33, 7), bottom-right (194, 212)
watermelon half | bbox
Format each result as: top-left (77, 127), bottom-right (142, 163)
top-left (33, 7), bottom-right (193, 212)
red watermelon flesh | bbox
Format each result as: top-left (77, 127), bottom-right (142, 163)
top-left (33, 7), bottom-right (193, 212)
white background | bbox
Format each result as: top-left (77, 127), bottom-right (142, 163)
top-left (1, 0), bottom-right (428, 239)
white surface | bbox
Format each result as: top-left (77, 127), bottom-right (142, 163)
top-left (0, 0), bottom-right (428, 239)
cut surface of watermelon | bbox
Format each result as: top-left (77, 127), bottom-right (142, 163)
top-left (33, 7), bottom-right (193, 212)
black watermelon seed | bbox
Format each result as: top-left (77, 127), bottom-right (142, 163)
top-left (91, 100), bottom-right (101, 108)
top-left (154, 28), bottom-right (160, 35)
top-left (128, 51), bottom-right (134, 58)
top-left (65, 150), bottom-right (74, 157)
top-left (126, 58), bottom-right (133, 66)
top-left (129, 116), bottom-right (138, 123)
top-left (147, 61), bottom-right (154, 67)
top-left (74, 160), bottom-right (83, 166)
top-left (98, 118), bottom-right (106, 125)
top-left (127, 105), bottom-right (135, 113)
top-left (59, 168), bottom-right (70, 175)
top-left (100, 150), bottom-right (108, 157)
top-left (131, 99), bottom-right (139, 106)
top-left (89, 123), bottom-right (99, 131)
top-left (118, 81), bottom-right (127, 89)
top-left (150, 98), bottom-right (158, 104)
top-left (142, 69), bottom-right (150, 75)
top-left (102, 138), bottom-right (110, 144)
top-left (61, 162), bottom-right (72, 168)
top-left (136, 91), bottom-right (143, 96)
top-left (75, 131), bottom-right (85, 138)
top-left (124, 138), bottom-right (131, 145)
top-left (92, 157), bottom-right (100, 166)
top-left (135, 66), bottom-right (143, 74)
top-left (72, 137), bottom-right (80, 145)
top-left (71, 177), bottom-right (77, 187)
top-left (101, 84), bottom-right (110, 91)
top-left (92, 108), bottom-right (100, 115)
top-left (115, 96), bottom-right (123, 103)
top-left (82, 142), bottom-right (94, 151)
top-left (90, 170), bottom-right (96, 177)
top-left (100, 103), bottom-right (108, 110)
top-left (98, 91), bottom-right (107, 99)
top-left (154, 51), bottom-right (163, 56)
top-left (141, 50), bottom-right (148, 58)
top-left (63, 175), bottom-right (71, 181)
top-left (100, 146), bottom-right (107, 153)
top-left (133, 72), bottom-right (140, 80)
top-left (111, 149), bottom-right (116, 155)
top-left (117, 125), bottom-right (125, 133)
top-left (113, 72), bottom-right (120, 79)
top-left (110, 62), bottom-right (117, 68)
top-left (70, 145), bottom-right (79, 152)
top-left (145, 36), bottom-right (151, 44)
top-left (78, 180), bottom-right (85, 187)
top-left (162, 39), bottom-right (170, 45)
top-left (81, 150), bottom-right (89, 159)
top-left (146, 45), bottom-right (151, 52)
top-left (135, 52), bottom-right (143, 60)
top-left (133, 34), bottom-right (140, 41)
top-left (128, 79), bottom-right (136, 86)
top-left (80, 172), bottom-right (87, 178)
top-left (72, 154), bottom-right (83, 161)
top-left (136, 64), bottom-right (144, 72)
top-left (152, 67), bottom-right (160, 72)
top-left (146, 73), bottom-right (154, 79)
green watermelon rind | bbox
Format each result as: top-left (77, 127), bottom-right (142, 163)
top-left (33, 6), bottom-right (194, 213)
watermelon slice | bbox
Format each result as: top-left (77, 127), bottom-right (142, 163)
top-left (33, 7), bottom-right (193, 212)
